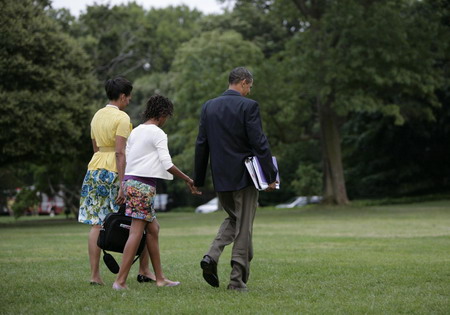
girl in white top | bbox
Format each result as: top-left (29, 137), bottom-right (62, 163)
top-left (113, 95), bottom-right (200, 290)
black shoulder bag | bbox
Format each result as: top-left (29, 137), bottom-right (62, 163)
top-left (97, 205), bottom-right (146, 273)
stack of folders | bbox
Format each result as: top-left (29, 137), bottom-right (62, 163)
top-left (245, 156), bottom-right (280, 191)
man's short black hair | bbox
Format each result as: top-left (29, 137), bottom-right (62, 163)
top-left (142, 94), bottom-right (174, 121)
top-left (104, 76), bottom-right (133, 101)
top-left (228, 67), bottom-right (253, 85)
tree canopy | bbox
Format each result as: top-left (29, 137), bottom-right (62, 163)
top-left (1, 0), bottom-right (449, 212)
top-left (0, 0), bottom-right (96, 167)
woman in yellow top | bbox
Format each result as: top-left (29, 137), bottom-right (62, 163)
top-left (79, 77), bottom-right (155, 285)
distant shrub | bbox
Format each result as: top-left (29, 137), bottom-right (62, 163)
top-left (12, 188), bottom-right (38, 219)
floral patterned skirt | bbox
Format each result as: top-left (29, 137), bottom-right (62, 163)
top-left (123, 179), bottom-right (157, 222)
top-left (78, 169), bottom-right (120, 225)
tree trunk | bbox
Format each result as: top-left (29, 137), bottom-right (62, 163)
top-left (318, 100), bottom-right (349, 205)
top-left (291, 0), bottom-right (349, 204)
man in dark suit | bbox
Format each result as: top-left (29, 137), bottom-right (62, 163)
top-left (194, 67), bottom-right (278, 292)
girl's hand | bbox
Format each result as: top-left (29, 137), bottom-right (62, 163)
top-left (115, 186), bottom-right (126, 204)
top-left (186, 179), bottom-right (202, 195)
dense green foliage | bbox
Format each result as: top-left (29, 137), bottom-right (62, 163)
top-left (0, 0), bottom-right (95, 164)
top-left (1, 0), bottom-right (449, 212)
top-left (1, 201), bottom-right (449, 313)
top-left (0, 0), bottom-right (97, 216)
top-left (11, 187), bottom-right (38, 218)
top-left (70, 4), bottom-right (202, 81)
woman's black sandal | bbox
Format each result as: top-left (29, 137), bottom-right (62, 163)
top-left (137, 274), bottom-right (155, 283)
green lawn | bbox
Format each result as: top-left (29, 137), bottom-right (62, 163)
top-left (0, 201), bottom-right (449, 314)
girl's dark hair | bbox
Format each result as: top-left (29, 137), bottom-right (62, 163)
top-left (105, 76), bottom-right (133, 100)
top-left (142, 94), bottom-right (174, 121)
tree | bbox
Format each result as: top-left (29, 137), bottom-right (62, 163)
top-left (292, 163), bottom-right (323, 197)
top-left (0, 0), bottom-right (95, 166)
top-left (12, 187), bottom-right (39, 219)
top-left (202, 0), bottom-right (298, 58)
top-left (343, 108), bottom-right (450, 199)
top-left (72, 3), bottom-right (147, 82)
top-left (342, 0), bottom-right (450, 198)
top-left (0, 0), bottom-right (96, 215)
top-left (72, 4), bottom-right (202, 83)
top-left (143, 6), bottom-right (203, 73)
top-left (282, 0), bottom-right (446, 204)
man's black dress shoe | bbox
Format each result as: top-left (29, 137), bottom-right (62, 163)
top-left (200, 255), bottom-right (219, 287)
top-left (137, 274), bottom-right (155, 283)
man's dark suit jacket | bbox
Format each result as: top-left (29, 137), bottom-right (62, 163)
top-left (194, 89), bottom-right (278, 192)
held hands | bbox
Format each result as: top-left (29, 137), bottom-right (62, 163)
top-left (167, 165), bottom-right (202, 195)
top-left (186, 178), bottom-right (202, 195)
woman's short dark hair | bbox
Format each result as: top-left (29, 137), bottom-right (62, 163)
top-left (142, 94), bottom-right (174, 121)
top-left (105, 76), bottom-right (133, 100)
top-left (228, 67), bottom-right (253, 85)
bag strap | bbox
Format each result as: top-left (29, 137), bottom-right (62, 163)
top-left (102, 249), bottom-right (141, 274)
top-left (132, 253), bottom-right (140, 265)
top-left (118, 204), bottom-right (126, 215)
top-left (102, 250), bottom-right (119, 274)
